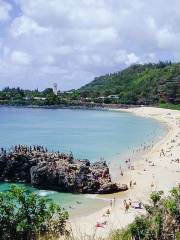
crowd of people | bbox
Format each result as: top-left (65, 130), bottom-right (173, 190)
top-left (0, 144), bottom-right (74, 163)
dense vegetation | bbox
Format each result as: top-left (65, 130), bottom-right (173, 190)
top-left (0, 86), bottom-right (83, 107)
top-left (79, 62), bottom-right (180, 106)
top-left (0, 62), bottom-right (179, 109)
top-left (110, 187), bottom-right (180, 240)
top-left (1, 185), bottom-right (179, 240)
top-left (0, 185), bottom-right (69, 240)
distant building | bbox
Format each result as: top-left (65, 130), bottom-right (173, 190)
top-left (65, 91), bottom-right (74, 94)
top-left (24, 96), bottom-right (32, 101)
top-left (33, 97), bottom-right (46, 101)
top-left (97, 96), bottom-right (105, 100)
top-left (57, 90), bottom-right (61, 96)
top-left (107, 95), bottom-right (119, 99)
top-left (53, 83), bottom-right (58, 95)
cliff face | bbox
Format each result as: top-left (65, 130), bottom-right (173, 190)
top-left (0, 146), bottom-right (127, 194)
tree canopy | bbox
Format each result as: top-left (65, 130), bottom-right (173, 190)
top-left (79, 62), bottom-right (180, 105)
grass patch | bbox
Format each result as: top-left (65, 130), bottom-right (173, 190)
top-left (159, 103), bottom-right (180, 110)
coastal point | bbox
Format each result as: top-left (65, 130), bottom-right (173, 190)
top-left (0, 145), bottom-right (128, 194)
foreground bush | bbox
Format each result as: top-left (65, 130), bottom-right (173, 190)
top-left (109, 187), bottom-right (180, 240)
top-left (0, 185), bottom-right (69, 240)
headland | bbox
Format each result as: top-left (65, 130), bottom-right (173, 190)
top-left (0, 145), bottom-right (127, 194)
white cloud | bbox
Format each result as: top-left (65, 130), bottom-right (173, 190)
top-left (157, 28), bottom-right (180, 50)
top-left (39, 66), bottom-right (68, 75)
top-left (115, 51), bottom-right (141, 65)
top-left (52, 46), bottom-right (72, 55)
top-left (0, 0), bottom-right (12, 22)
top-left (2, 46), bottom-right (10, 58)
top-left (10, 51), bottom-right (31, 65)
top-left (10, 16), bottom-right (48, 37)
top-left (43, 55), bottom-right (55, 64)
top-left (0, 0), bottom-right (180, 90)
top-left (115, 50), bottom-right (130, 64)
top-left (125, 53), bottom-right (140, 65)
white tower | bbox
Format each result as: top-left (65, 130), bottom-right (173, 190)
top-left (53, 83), bottom-right (58, 95)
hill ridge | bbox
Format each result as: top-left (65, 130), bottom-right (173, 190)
top-left (79, 62), bottom-right (180, 105)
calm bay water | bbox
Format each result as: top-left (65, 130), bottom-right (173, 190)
top-left (0, 107), bottom-right (166, 213)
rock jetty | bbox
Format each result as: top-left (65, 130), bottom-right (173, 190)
top-left (0, 145), bottom-right (128, 194)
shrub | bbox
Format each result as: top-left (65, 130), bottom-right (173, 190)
top-left (109, 187), bottom-right (180, 240)
top-left (0, 185), bottom-right (69, 240)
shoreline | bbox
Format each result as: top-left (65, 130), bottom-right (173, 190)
top-left (0, 103), bottom-right (151, 111)
top-left (70, 107), bottom-right (180, 239)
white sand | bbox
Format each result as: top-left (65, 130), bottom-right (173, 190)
top-left (69, 107), bottom-right (180, 240)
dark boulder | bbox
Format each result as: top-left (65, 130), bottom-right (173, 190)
top-left (0, 146), bottom-right (128, 194)
top-left (98, 183), bottom-right (128, 194)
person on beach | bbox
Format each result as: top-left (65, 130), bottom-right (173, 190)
top-left (151, 182), bottom-right (154, 188)
top-left (96, 222), bottom-right (105, 228)
top-left (110, 199), bottom-right (113, 208)
top-left (138, 201), bottom-right (142, 209)
top-left (160, 149), bottom-right (165, 157)
top-left (123, 200), bottom-right (129, 213)
top-left (130, 180), bottom-right (132, 188)
top-left (95, 221), bottom-right (107, 228)
top-left (106, 209), bottom-right (110, 215)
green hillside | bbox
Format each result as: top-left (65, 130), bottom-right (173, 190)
top-left (79, 62), bottom-right (180, 105)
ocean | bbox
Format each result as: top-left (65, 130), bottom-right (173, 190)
top-left (0, 107), bottom-right (166, 214)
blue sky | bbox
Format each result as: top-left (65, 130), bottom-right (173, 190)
top-left (0, 0), bottom-right (180, 90)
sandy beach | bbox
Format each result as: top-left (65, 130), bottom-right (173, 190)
top-left (70, 107), bottom-right (180, 240)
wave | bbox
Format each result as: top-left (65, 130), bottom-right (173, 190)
top-left (85, 194), bottom-right (110, 202)
top-left (85, 194), bottom-right (98, 199)
top-left (38, 190), bottom-right (55, 197)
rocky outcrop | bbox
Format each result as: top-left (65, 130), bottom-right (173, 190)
top-left (0, 145), bottom-right (128, 194)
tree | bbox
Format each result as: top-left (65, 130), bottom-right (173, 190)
top-left (0, 185), bottom-right (69, 240)
top-left (43, 88), bottom-right (54, 95)
top-left (45, 94), bottom-right (59, 105)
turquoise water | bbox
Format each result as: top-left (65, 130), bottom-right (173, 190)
top-left (0, 182), bottom-right (107, 216)
top-left (0, 107), bottom-right (166, 212)
top-left (0, 107), bottom-right (165, 160)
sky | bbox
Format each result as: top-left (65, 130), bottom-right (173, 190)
top-left (0, 0), bottom-right (180, 90)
